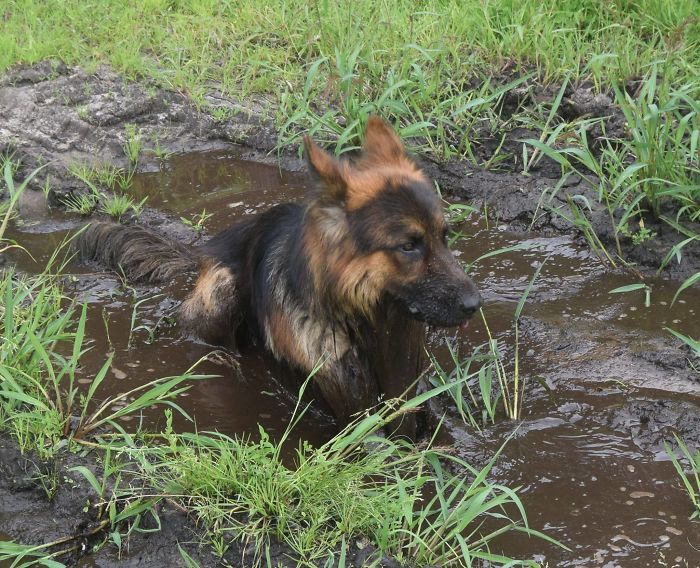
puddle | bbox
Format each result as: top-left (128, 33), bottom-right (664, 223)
top-left (484, 407), bottom-right (699, 566)
top-left (3, 150), bottom-right (700, 566)
top-left (128, 149), bottom-right (311, 234)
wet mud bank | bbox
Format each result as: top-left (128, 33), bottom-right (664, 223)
top-left (1, 62), bottom-right (699, 566)
top-left (1, 61), bottom-right (698, 278)
top-left (0, 436), bottom-right (213, 568)
top-left (0, 436), bottom-right (394, 568)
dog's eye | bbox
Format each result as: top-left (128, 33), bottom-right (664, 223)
top-left (399, 237), bottom-right (423, 254)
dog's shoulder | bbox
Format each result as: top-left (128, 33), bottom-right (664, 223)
top-left (202, 202), bottom-right (304, 267)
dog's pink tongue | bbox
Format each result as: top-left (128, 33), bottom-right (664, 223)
top-left (459, 320), bottom-right (470, 332)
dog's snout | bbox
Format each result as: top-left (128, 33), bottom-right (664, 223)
top-left (459, 291), bottom-right (482, 318)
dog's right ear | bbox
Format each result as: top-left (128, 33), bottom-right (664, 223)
top-left (304, 136), bottom-right (347, 201)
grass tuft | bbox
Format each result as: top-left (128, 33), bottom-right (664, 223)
top-left (119, 385), bottom-right (559, 567)
top-left (100, 193), bottom-right (147, 222)
top-left (430, 254), bottom-right (544, 424)
top-left (526, 70), bottom-right (699, 268)
top-left (665, 434), bottom-right (700, 520)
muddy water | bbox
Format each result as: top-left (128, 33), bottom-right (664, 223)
top-left (5, 150), bottom-right (700, 566)
top-left (128, 149), bottom-right (311, 233)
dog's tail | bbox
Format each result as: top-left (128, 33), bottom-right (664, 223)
top-left (76, 221), bottom-right (200, 282)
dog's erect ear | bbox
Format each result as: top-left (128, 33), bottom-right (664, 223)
top-left (304, 136), bottom-right (347, 201)
top-left (359, 116), bottom-right (407, 166)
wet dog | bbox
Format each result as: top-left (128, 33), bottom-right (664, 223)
top-left (78, 117), bottom-right (481, 431)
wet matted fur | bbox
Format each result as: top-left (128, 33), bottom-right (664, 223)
top-left (77, 117), bottom-right (481, 433)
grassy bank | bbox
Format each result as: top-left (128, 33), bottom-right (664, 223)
top-left (3, 0), bottom-right (698, 98)
top-left (3, 1), bottom-right (698, 149)
top-left (3, 2), bottom-right (698, 260)
top-left (2, 0), bottom-right (698, 154)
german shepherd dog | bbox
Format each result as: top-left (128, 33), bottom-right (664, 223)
top-left (78, 117), bottom-right (481, 431)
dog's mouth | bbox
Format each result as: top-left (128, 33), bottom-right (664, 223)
top-left (404, 303), bottom-right (474, 330)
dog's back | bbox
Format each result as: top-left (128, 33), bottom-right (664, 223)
top-left (77, 203), bottom-right (307, 349)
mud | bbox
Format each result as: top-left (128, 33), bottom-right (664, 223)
top-left (1, 62), bottom-right (699, 567)
top-left (0, 436), bottom-right (214, 567)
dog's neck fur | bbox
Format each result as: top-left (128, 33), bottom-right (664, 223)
top-left (302, 200), bottom-right (383, 323)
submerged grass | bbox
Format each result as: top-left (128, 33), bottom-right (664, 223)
top-left (99, 193), bottom-right (147, 221)
top-left (1, 160), bottom-right (45, 252)
top-left (64, 130), bottom-right (147, 222)
top-left (430, 253), bottom-right (545, 425)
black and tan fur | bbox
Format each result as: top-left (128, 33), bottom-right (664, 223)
top-left (78, 117), bottom-right (481, 431)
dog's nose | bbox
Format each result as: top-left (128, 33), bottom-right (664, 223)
top-left (459, 292), bottom-right (482, 318)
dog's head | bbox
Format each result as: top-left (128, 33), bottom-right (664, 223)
top-left (304, 117), bottom-right (481, 328)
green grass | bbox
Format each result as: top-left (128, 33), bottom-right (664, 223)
top-left (63, 191), bottom-right (99, 215)
top-left (62, 182), bottom-right (146, 220)
top-left (0, 165), bottom-right (207, 456)
top-left (123, 124), bottom-right (143, 168)
top-left (2, 0), bottom-right (698, 160)
top-left (1, 160), bottom-right (45, 252)
top-left (529, 71), bottom-right (699, 222)
top-left (116, 385), bottom-right (560, 567)
top-left (0, 194), bottom-right (210, 564)
top-left (2, 9), bottom-right (697, 558)
top-left (665, 327), bottom-right (700, 359)
top-left (64, 151), bottom-right (146, 220)
top-left (2, 1), bottom-right (699, 246)
top-left (665, 434), bottom-right (700, 520)
top-left (68, 162), bottom-right (132, 192)
top-left (0, 540), bottom-right (67, 568)
top-left (180, 208), bottom-right (213, 234)
top-left (100, 193), bottom-right (146, 221)
top-left (527, 70), bottom-right (699, 270)
top-left (611, 71), bottom-right (699, 222)
top-left (429, 248), bottom-right (544, 425)
top-left (0, 263), bottom-right (550, 565)
top-left (0, 266), bottom-right (211, 455)
top-left (3, 1), bottom-right (697, 95)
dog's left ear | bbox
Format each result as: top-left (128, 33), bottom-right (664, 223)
top-left (358, 116), bottom-right (408, 166)
top-left (304, 136), bottom-right (347, 201)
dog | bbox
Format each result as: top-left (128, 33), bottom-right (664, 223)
top-left (77, 117), bottom-right (481, 431)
